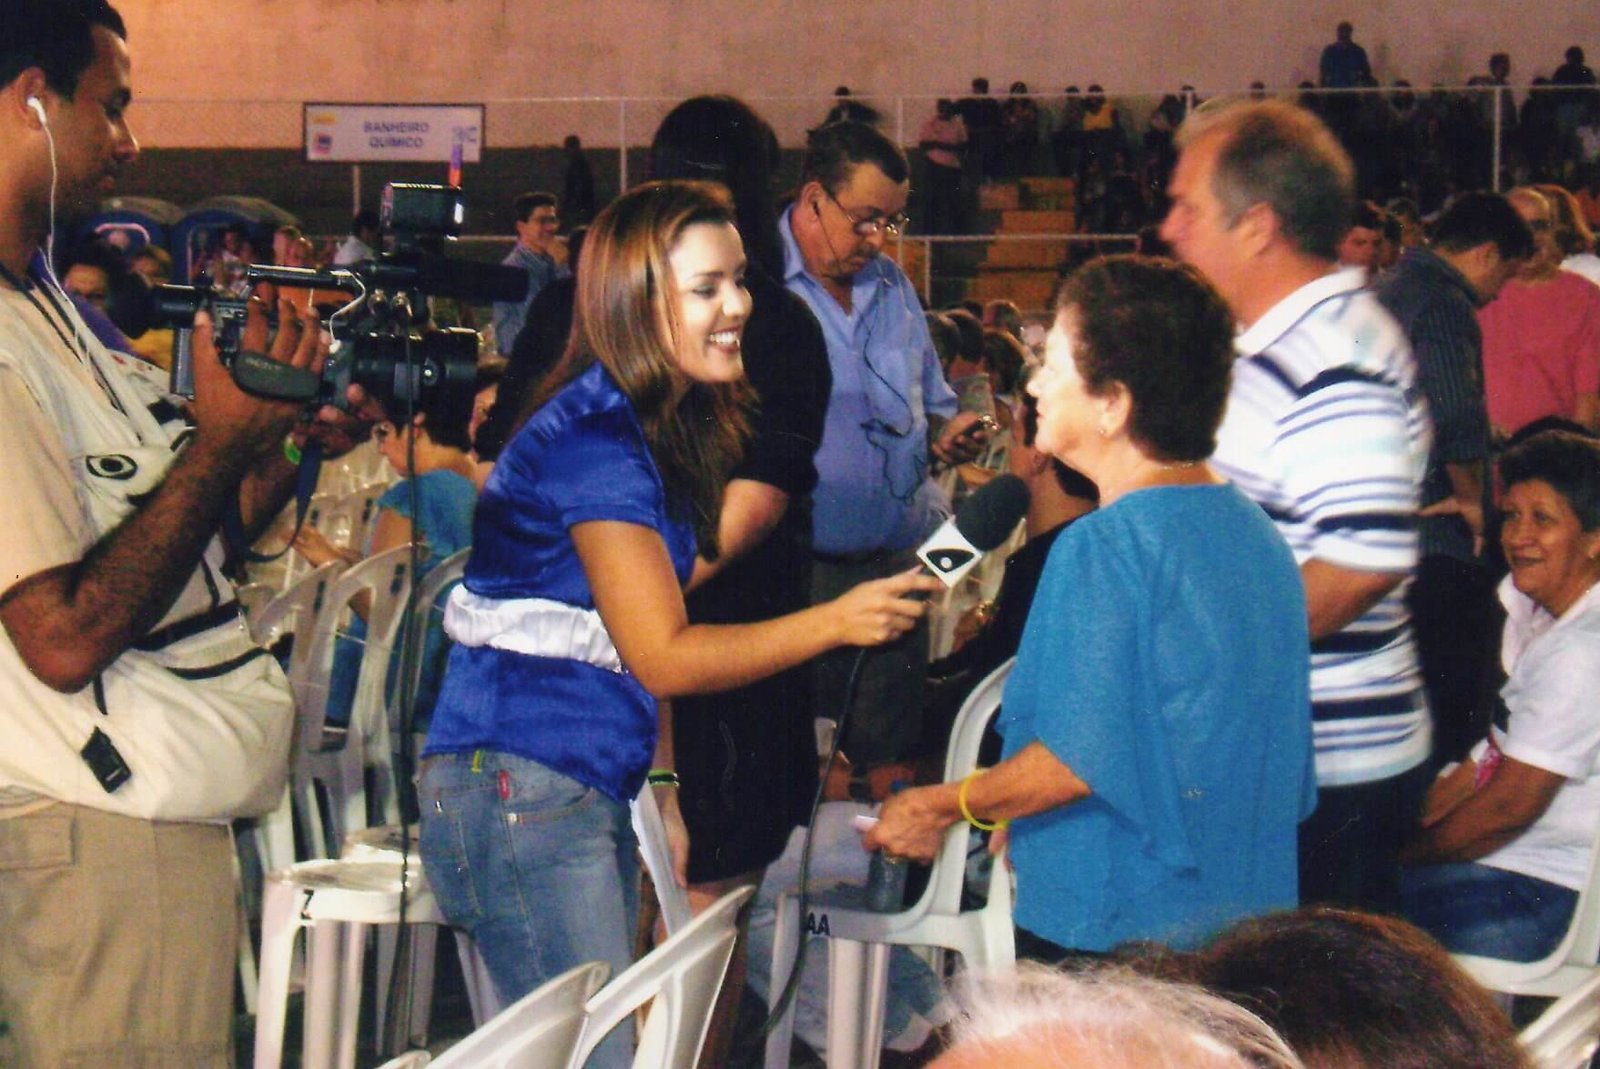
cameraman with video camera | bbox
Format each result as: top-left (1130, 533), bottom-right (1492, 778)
top-left (0, 4), bottom-right (378, 1064)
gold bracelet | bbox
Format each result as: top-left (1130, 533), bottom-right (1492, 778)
top-left (957, 770), bottom-right (1007, 832)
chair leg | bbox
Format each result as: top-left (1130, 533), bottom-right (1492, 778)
top-left (254, 880), bottom-right (306, 1069)
top-left (827, 938), bottom-right (872, 1069)
top-left (303, 918), bottom-right (342, 1069)
top-left (764, 895), bottom-right (800, 1069)
top-left (860, 944), bottom-right (893, 1069)
top-left (336, 921), bottom-right (366, 1069)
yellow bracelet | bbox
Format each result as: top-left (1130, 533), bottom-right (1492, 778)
top-left (957, 770), bottom-right (1007, 832)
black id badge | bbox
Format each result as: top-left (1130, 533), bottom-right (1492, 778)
top-left (81, 727), bottom-right (132, 794)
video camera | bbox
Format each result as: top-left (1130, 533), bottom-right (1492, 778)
top-left (145, 183), bottom-right (526, 429)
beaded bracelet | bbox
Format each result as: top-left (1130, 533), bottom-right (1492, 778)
top-left (957, 770), bottom-right (1007, 832)
top-left (646, 768), bottom-right (681, 789)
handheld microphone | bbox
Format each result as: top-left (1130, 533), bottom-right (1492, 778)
top-left (916, 473), bottom-right (1030, 588)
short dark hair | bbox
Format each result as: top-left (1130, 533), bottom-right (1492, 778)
top-left (925, 311), bottom-right (961, 369)
top-left (0, 0), bottom-right (126, 99)
top-left (1056, 255), bottom-right (1235, 462)
top-left (981, 328), bottom-right (1027, 396)
top-left (1179, 100), bottom-right (1355, 262)
top-left (351, 208), bottom-right (380, 235)
top-left (1501, 431), bottom-right (1600, 531)
top-left (1148, 909), bottom-right (1531, 1069)
top-left (943, 308), bottom-right (984, 364)
top-left (512, 192), bottom-right (558, 224)
top-left (1351, 200), bottom-right (1384, 232)
top-left (1429, 192), bottom-right (1535, 261)
top-left (801, 121), bottom-right (909, 192)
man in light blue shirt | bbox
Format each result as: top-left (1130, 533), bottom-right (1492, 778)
top-left (780, 121), bottom-right (987, 767)
top-left (492, 191), bottom-right (568, 357)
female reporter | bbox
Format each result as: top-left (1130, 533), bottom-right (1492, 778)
top-left (416, 182), bottom-right (938, 1058)
top-left (866, 256), bottom-right (1316, 958)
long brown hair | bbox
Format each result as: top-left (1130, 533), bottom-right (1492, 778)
top-left (516, 180), bottom-right (751, 556)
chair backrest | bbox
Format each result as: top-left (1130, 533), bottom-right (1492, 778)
top-left (910, 657), bottom-right (1015, 922)
top-left (374, 1052), bottom-right (433, 1069)
top-left (430, 960), bottom-right (609, 1069)
top-left (390, 547), bottom-right (470, 737)
top-left (1522, 969), bottom-right (1600, 1069)
top-left (250, 560), bottom-right (345, 676)
top-left (632, 782), bottom-right (694, 935)
top-left (568, 886), bottom-right (754, 1069)
top-left (291, 545), bottom-right (414, 750)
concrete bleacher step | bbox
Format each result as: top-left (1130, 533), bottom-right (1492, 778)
top-left (981, 241), bottom-right (1068, 269)
top-left (966, 272), bottom-right (1061, 308)
top-left (997, 209), bottom-right (1075, 234)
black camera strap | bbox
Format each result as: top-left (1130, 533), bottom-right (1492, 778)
top-left (222, 438), bottom-right (323, 564)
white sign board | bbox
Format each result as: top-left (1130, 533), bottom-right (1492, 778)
top-left (303, 103), bottom-right (485, 164)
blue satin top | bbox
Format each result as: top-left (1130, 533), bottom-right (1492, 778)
top-left (423, 362), bottom-right (696, 801)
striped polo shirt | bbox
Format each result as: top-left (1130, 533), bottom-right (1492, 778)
top-left (1213, 268), bottom-right (1434, 787)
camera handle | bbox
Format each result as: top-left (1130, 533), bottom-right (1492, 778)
top-left (231, 350), bottom-right (323, 402)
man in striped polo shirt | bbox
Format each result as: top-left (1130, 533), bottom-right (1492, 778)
top-left (1161, 99), bottom-right (1433, 911)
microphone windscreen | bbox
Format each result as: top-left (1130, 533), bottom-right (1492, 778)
top-left (952, 473), bottom-right (1030, 551)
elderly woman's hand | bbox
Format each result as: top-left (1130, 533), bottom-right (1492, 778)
top-left (862, 783), bottom-right (959, 864)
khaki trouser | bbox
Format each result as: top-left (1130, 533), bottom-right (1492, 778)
top-left (0, 803), bottom-right (236, 1069)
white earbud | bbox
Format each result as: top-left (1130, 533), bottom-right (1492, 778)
top-left (26, 96), bottom-right (46, 125)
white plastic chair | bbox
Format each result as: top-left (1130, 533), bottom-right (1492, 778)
top-left (764, 658), bottom-right (1017, 1069)
top-left (290, 545), bottom-right (413, 857)
top-left (1522, 970), bottom-right (1600, 1069)
top-left (254, 854), bottom-right (450, 1069)
top-left (427, 961), bottom-right (609, 1069)
top-left (1455, 816), bottom-right (1600, 999)
top-left (373, 1053), bottom-right (432, 1069)
top-left (568, 885), bottom-right (753, 1069)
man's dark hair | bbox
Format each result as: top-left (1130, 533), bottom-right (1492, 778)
top-left (971, 77), bottom-right (990, 94)
top-left (1351, 199), bottom-right (1383, 232)
top-left (0, 0), bottom-right (126, 99)
top-left (801, 121), bottom-right (909, 192)
top-left (1566, 46), bottom-right (1586, 65)
top-left (1179, 100), bottom-right (1355, 261)
top-left (351, 208), bottom-right (380, 236)
top-left (925, 311), bottom-right (961, 370)
top-left (1501, 430), bottom-right (1600, 532)
top-left (512, 192), bottom-right (558, 225)
top-left (1056, 255), bottom-right (1236, 463)
top-left (1429, 191), bottom-right (1535, 261)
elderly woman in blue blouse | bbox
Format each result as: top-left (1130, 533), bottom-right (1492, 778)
top-left (417, 181), bottom-right (941, 1067)
top-left (866, 256), bottom-right (1316, 959)
top-left (1401, 431), bottom-right (1600, 962)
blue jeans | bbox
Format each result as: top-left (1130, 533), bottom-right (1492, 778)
top-left (1400, 861), bottom-right (1577, 963)
top-left (419, 751), bottom-right (638, 1069)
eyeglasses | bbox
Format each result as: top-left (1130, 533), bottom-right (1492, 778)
top-left (824, 187), bottom-right (908, 238)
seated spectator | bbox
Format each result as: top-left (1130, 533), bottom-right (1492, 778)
top-left (1539, 182), bottom-right (1600, 288)
top-left (927, 310), bottom-right (962, 378)
top-left (1145, 908), bottom-right (1529, 1069)
top-left (292, 388), bottom-right (478, 731)
top-left (57, 241), bottom-right (135, 353)
top-left (929, 963), bottom-right (1301, 1069)
top-left (124, 245), bottom-right (177, 369)
top-left (1400, 430), bottom-right (1600, 963)
top-left (824, 85), bottom-right (881, 127)
top-left (1480, 187), bottom-right (1600, 436)
top-left (918, 99), bottom-right (968, 235)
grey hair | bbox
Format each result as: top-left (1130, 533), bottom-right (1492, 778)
top-left (939, 963), bottom-right (1305, 1069)
top-left (1174, 99), bottom-right (1354, 262)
